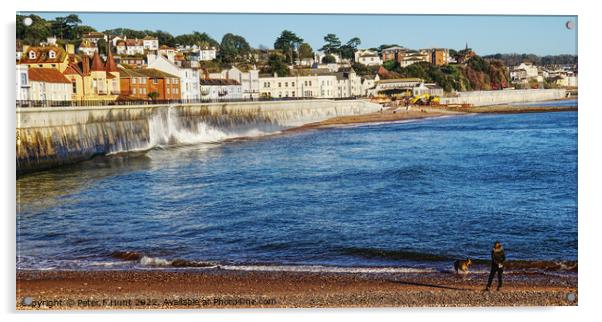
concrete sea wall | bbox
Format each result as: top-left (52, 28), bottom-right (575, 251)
top-left (440, 89), bottom-right (567, 106)
top-left (16, 99), bottom-right (381, 173)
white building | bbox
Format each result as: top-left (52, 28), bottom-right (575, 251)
top-left (361, 74), bottom-right (380, 97)
top-left (147, 53), bottom-right (200, 101)
top-left (199, 79), bottom-right (243, 100)
top-left (354, 49), bottom-right (382, 66)
top-left (142, 36), bottom-right (159, 51)
top-left (511, 62), bottom-right (540, 82)
top-left (78, 40), bottom-right (98, 57)
top-left (116, 39), bottom-right (145, 56)
top-left (259, 68), bottom-right (361, 99)
top-left (208, 66), bottom-right (260, 99)
top-left (27, 68), bottom-right (72, 102)
top-left (16, 65), bottom-right (30, 102)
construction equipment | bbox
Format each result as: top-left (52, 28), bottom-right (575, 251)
top-left (409, 93), bottom-right (440, 106)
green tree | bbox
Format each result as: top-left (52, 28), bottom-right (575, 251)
top-left (147, 91), bottom-right (159, 101)
top-left (16, 14), bottom-right (51, 44)
top-left (321, 54), bottom-right (336, 64)
top-left (97, 38), bottom-right (108, 56)
top-left (320, 33), bottom-right (341, 55)
top-left (266, 53), bottom-right (290, 77)
top-left (273, 30), bottom-right (303, 64)
top-left (339, 37), bottom-right (361, 60)
top-left (219, 33), bottom-right (251, 63)
top-left (298, 42), bottom-right (313, 60)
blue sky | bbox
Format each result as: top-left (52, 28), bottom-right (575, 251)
top-left (21, 12), bottom-right (577, 55)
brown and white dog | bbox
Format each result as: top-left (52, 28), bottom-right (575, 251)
top-left (453, 258), bottom-right (473, 274)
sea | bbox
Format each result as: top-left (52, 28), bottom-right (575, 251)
top-left (16, 104), bottom-right (578, 275)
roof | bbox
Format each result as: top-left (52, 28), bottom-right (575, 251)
top-left (105, 50), bottom-right (119, 72)
top-left (28, 68), bottom-right (71, 84)
top-left (83, 32), bottom-right (105, 38)
top-left (378, 78), bottom-right (423, 84)
top-left (143, 35), bottom-right (158, 40)
top-left (119, 67), bottom-right (178, 79)
top-left (91, 52), bottom-right (104, 71)
top-left (19, 46), bottom-right (67, 64)
top-left (382, 46), bottom-right (405, 52)
top-left (200, 79), bottom-right (241, 86)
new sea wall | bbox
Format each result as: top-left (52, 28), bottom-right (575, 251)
top-left (16, 99), bottom-right (381, 174)
top-left (440, 89), bottom-right (567, 106)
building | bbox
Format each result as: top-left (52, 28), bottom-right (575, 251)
top-left (147, 53), bottom-right (200, 101)
top-left (62, 48), bottom-right (121, 101)
top-left (116, 38), bottom-right (145, 56)
top-left (381, 46), bottom-right (406, 61)
top-left (77, 39), bottom-right (98, 57)
top-left (119, 67), bottom-right (181, 101)
top-left (361, 74), bottom-right (380, 97)
top-left (424, 48), bottom-right (449, 66)
top-left (19, 45), bottom-right (70, 72)
top-left (82, 32), bottom-right (107, 45)
top-left (354, 49), bottom-right (382, 66)
top-left (142, 36), bottom-right (159, 51)
top-left (208, 65), bottom-right (260, 99)
top-left (199, 79), bottom-right (243, 100)
top-left (381, 46), bottom-right (430, 67)
top-left (116, 56), bottom-right (146, 67)
top-left (16, 64), bottom-right (30, 102)
top-left (412, 82), bottom-right (444, 96)
top-left (259, 68), bottom-right (360, 99)
top-left (374, 78), bottom-right (424, 96)
top-left (27, 68), bottom-right (72, 102)
top-left (187, 47), bottom-right (218, 61)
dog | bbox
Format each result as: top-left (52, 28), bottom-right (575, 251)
top-left (453, 258), bottom-right (473, 274)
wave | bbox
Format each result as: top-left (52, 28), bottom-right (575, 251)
top-left (341, 247), bottom-right (453, 261)
top-left (110, 251), bottom-right (217, 268)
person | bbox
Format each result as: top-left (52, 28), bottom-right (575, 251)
top-left (485, 241), bottom-right (506, 291)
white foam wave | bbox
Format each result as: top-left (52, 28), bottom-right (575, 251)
top-left (220, 264), bottom-right (436, 274)
top-left (139, 256), bottom-right (173, 267)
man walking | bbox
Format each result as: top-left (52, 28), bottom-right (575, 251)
top-left (485, 241), bottom-right (506, 291)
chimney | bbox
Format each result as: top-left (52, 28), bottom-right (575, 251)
top-left (82, 55), bottom-right (90, 75)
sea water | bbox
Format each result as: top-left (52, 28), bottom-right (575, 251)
top-left (16, 110), bottom-right (577, 273)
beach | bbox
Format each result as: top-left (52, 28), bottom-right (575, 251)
top-left (16, 269), bottom-right (577, 309)
top-left (288, 100), bottom-right (577, 131)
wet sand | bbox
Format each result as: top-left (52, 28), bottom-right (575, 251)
top-left (16, 269), bottom-right (577, 309)
top-left (287, 101), bottom-right (577, 131)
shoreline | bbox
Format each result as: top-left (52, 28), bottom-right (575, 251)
top-left (287, 101), bottom-right (577, 131)
top-left (16, 269), bottom-right (577, 309)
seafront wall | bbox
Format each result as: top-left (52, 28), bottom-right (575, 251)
top-left (440, 89), bottom-right (567, 106)
top-left (16, 99), bottom-right (381, 173)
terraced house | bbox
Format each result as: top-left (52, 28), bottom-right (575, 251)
top-left (119, 67), bottom-right (181, 101)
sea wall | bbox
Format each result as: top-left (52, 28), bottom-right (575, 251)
top-left (16, 99), bottom-right (381, 173)
top-left (440, 89), bottom-right (567, 106)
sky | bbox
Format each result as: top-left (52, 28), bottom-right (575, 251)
top-left (20, 12), bottom-right (578, 56)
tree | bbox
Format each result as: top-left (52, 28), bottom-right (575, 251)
top-left (219, 33), bottom-right (251, 63)
top-left (273, 30), bottom-right (303, 64)
top-left (266, 53), bottom-right (290, 77)
top-left (339, 37), bottom-right (362, 60)
top-left (147, 91), bottom-right (159, 101)
top-left (320, 33), bottom-right (341, 55)
top-left (151, 30), bottom-right (176, 47)
top-left (298, 43), bottom-right (313, 60)
top-left (322, 54), bottom-right (336, 64)
top-left (17, 14), bottom-right (51, 44)
top-left (97, 39), bottom-right (108, 56)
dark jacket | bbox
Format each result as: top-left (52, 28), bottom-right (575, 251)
top-left (491, 247), bottom-right (506, 267)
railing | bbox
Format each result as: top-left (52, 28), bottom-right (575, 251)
top-left (16, 96), bottom-right (364, 108)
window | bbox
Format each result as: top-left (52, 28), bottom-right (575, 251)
top-left (48, 50), bottom-right (56, 59)
top-left (174, 88), bottom-right (178, 94)
top-left (143, 88), bottom-right (147, 94)
top-left (309, 81), bottom-right (312, 86)
top-left (304, 81), bottom-right (307, 86)
top-left (278, 82), bottom-right (281, 87)
top-left (167, 88), bottom-right (170, 94)
top-left (28, 51), bottom-right (36, 59)
top-left (153, 78), bottom-right (158, 84)
top-left (285, 82), bottom-right (288, 87)
top-left (142, 78), bottom-right (147, 84)
top-left (133, 88), bottom-right (137, 95)
top-left (291, 82), bottom-right (295, 87)
top-left (166, 78), bottom-right (170, 84)
top-left (292, 91), bottom-right (295, 97)
top-left (174, 78), bottom-right (178, 84)
top-left (132, 78), bottom-right (137, 84)
top-left (71, 80), bottom-right (77, 94)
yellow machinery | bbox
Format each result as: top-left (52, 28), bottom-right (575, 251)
top-left (410, 94), bottom-right (440, 105)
